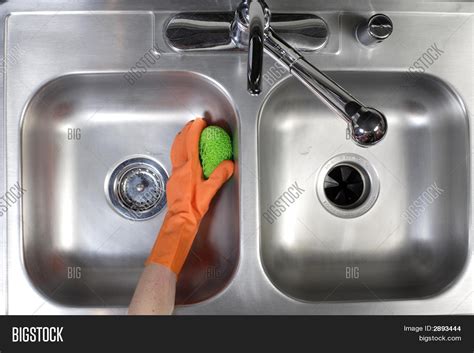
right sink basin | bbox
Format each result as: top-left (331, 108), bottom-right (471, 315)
top-left (258, 72), bottom-right (469, 301)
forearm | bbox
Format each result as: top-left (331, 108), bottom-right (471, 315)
top-left (128, 263), bottom-right (177, 315)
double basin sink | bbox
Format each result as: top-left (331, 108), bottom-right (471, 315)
top-left (3, 7), bottom-right (472, 314)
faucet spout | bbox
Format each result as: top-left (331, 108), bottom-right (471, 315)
top-left (264, 28), bottom-right (387, 145)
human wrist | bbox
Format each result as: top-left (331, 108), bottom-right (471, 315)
top-left (145, 211), bottom-right (201, 274)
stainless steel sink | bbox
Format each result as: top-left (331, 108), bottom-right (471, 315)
top-left (21, 72), bottom-right (239, 306)
top-left (258, 72), bottom-right (469, 301)
top-left (2, 2), bottom-right (473, 315)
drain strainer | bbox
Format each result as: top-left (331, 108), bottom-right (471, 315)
top-left (106, 157), bottom-right (168, 220)
top-left (316, 153), bottom-right (379, 218)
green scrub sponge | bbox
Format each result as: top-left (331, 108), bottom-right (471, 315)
top-left (199, 126), bottom-right (233, 179)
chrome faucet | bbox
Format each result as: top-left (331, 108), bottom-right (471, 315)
top-left (230, 0), bottom-right (270, 95)
top-left (166, 0), bottom-right (388, 146)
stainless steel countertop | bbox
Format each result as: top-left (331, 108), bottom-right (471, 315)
top-left (1, 0), bottom-right (473, 314)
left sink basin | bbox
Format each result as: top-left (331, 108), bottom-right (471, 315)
top-left (21, 71), bottom-right (240, 306)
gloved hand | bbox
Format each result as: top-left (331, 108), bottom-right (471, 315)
top-left (146, 118), bottom-right (234, 274)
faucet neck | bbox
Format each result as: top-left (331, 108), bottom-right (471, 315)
top-left (231, 0), bottom-right (270, 47)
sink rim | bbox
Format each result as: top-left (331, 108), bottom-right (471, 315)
top-left (3, 9), bottom-right (473, 314)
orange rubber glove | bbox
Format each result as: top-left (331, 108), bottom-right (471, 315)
top-left (146, 118), bottom-right (234, 274)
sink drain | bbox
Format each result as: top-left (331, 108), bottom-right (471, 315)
top-left (324, 164), bottom-right (369, 209)
top-left (106, 157), bottom-right (168, 220)
top-left (317, 154), bottom-right (379, 218)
